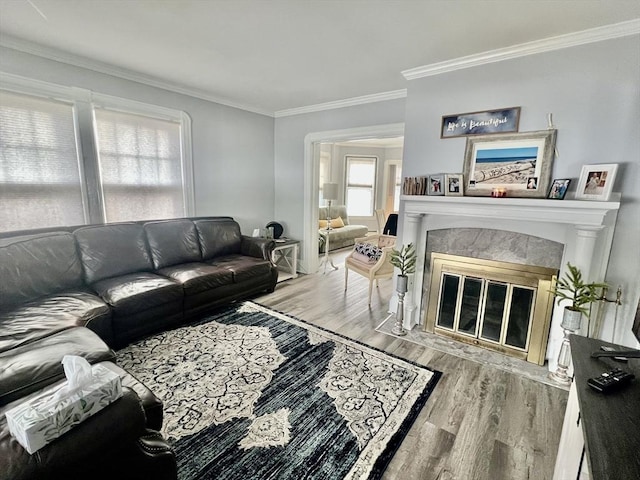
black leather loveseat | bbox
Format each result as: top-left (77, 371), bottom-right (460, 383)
top-left (0, 217), bottom-right (277, 479)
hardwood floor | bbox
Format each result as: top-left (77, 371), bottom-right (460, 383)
top-left (255, 258), bottom-right (568, 480)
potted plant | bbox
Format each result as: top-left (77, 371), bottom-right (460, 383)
top-left (550, 262), bottom-right (607, 332)
top-left (389, 243), bottom-right (416, 336)
top-left (389, 243), bottom-right (416, 294)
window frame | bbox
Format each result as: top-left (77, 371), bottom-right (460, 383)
top-left (345, 155), bottom-right (377, 217)
top-left (0, 72), bottom-right (194, 229)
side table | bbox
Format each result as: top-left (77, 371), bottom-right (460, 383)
top-left (272, 239), bottom-right (299, 282)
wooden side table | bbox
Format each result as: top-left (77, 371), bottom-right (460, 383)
top-left (272, 239), bottom-right (299, 282)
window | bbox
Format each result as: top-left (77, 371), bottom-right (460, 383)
top-left (0, 90), bottom-right (86, 231)
top-left (94, 108), bottom-right (186, 222)
top-left (0, 75), bottom-right (193, 232)
top-left (318, 148), bottom-right (331, 205)
top-left (345, 156), bottom-right (376, 216)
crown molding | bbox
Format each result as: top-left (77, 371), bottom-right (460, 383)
top-left (274, 89), bottom-right (407, 118)
top-left (402, 19), bottom-right (640, 80)
top-left (0, 34), bottom-right (274, 117)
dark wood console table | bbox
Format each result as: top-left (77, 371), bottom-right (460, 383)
top-left (553, 335), bottom-right (640, 479)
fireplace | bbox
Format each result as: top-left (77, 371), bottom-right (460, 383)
top-left (425, 253), bottom-right (556, 364)
top-left (395, 194), bottom-right (620, 371)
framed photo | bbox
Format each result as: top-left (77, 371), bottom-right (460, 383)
top-left (575, 164), bottom-right (618, 201)
top-left (547, 179), bottom-right (571, 200)
top-left (441, 107), bottom-right (520, 139)
top-left (428, 174), bottom-right (445, 196)
top-left (463, 130), bottom-right (557, 198)
top-left (445, 174), bottom-right (463, 196)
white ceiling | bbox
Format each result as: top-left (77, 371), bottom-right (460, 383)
top-left (0, 0), bottom-right (639, 116)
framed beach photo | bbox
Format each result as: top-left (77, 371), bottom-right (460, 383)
top-left (445, 174), bottom-right (463, 196)
top-left (574, 164), bottom-right (618, 201)
top-left (428, 174), bottom-right (445, 196)
top-left (547, 178), bottom-right (571, 200)
top-left (462, 130), bottom-right (557, 198)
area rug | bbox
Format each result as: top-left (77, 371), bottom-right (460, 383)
top-left (116, 302), bottom-right (441, 480)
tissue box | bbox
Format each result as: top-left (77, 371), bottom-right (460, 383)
top-left (5, 364), bottom-right (122, 454)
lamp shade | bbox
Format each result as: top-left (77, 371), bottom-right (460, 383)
top-left (322, 182), bottom-right (339, 201)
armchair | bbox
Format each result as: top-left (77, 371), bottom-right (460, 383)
top-left (344, 234), bottom-right (396, 305)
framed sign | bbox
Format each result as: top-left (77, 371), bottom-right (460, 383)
top-left (441, 107), bottom-right (520, 138)
top-left (463, 130), bottom-right (557, 198)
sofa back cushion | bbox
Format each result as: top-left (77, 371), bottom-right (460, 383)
top-left (0, 232), bottom-right (84, 308)
top-left (144, 219), bottom-right (201, 270)
top-left (74, 223), bottom-right (153, 284)
top-left (319, 205), bottom-right (350, 225)
top-left (194, 218), bottom-right (242, 260)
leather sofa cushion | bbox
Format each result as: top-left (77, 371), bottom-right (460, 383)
top-left (144, 219), bottom-right (201, 270)
top-left (74, 223), bottom-right (154, 285)
top-left (208, 254), bottom-right (273, 283)
top-left (158, 262), bottom-right (234, 296)
top-left (0, 327), bottom-right (115, 407)
top-left (92, 272), bottom-right (183, 316)
top-left (0, 379), bottom-right (146, 480)
top-left (194, 218), bottom-right (242, 260)
top-left (0, 232), bottom-right (84, 308)
top-left (0, 291), bottom-right (112, 353)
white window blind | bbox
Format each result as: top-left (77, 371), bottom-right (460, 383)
top-left (0, 90), bottom-right (85, 231)
top-left (346, 156), bottom-right (376, 216)
top-left (94, 108), bottom-right (186, 222)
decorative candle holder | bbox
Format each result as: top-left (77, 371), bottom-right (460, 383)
top-left (491, 187), bottom-right (507, 198)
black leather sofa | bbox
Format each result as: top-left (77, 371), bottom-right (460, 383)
top-left (0, 217), bottom-right (277, 479)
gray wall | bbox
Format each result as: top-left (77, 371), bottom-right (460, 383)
top-left (0, 47), bottom-right (275, 234)
top-left (402, 35), bottom-right (640, 347)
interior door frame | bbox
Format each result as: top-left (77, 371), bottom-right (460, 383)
top-left (302, 123), bottom-right (404, 273)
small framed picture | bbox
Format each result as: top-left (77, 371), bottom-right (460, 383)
top-left (547, 178), bottom-right (571, 200)
top-left (428, 174), bottom-right (445, 196)
top-left (445, 174), bottom-right (463, 196)
top-left (575, 164), bottom-right (618, 201)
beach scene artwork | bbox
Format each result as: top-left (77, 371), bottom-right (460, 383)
top-left (471, 146), bottom-right (540, 185)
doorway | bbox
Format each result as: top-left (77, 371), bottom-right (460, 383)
top-left (302, 123), bottom-right (404, 273)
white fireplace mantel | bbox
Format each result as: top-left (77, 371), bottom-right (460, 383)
top-left (395, 193), bottom-right (621, 372)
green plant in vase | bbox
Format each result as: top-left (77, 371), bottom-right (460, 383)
top-left (549, 262), bottom-right (607, 385)
top-left (389, 243), bottom-right (416, 336)
top-left (550, 262), bottom-right (608, 332)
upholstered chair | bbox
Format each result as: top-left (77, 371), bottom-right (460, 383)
top-left (344, 234), bottom-right (396, 305)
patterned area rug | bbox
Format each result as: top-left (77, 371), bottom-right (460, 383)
top-left (116, 302), bottom-right (441, 480)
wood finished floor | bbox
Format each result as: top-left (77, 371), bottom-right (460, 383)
top-left (254, 257), bottom-right (568, 480)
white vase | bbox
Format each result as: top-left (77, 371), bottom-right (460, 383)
top-left (396, 275), bottom-right (408, 294)
top-left (561, 308), bottom-right (583, 332)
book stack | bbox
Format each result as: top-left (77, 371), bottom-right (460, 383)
top-left (402, 176), bottom-right (428, 195)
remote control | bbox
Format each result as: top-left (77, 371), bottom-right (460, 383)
top-left (599, 346), bottom-right (629, 362)
top-left (587, 368), bottom-right (635, 393)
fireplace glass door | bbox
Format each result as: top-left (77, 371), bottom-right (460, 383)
top-left (435, 274), bottom-right (536, 352)
top-left (426, 253), bottom-right (557, 364)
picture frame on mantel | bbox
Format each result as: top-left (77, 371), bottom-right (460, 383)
top-left (445, 174), bottom-right (463, 196)
top-left (574, 164), bottom-right (618, 201)
top-left (462, 130), bottom-right (557, 198)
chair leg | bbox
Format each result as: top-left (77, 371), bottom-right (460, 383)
top-left (344, 266), bottom-right (349, 291)
top-left (368, 279), bottom-right (373, 305)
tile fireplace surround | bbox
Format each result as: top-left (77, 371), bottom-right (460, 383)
top-left (394, 193), bottom-right (621, 372)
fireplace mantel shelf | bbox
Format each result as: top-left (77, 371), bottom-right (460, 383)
top-left (401, 193), bottom-right (620, 227)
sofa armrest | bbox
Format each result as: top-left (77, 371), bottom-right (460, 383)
top-left (240, 236), bottom-right (275, 261)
